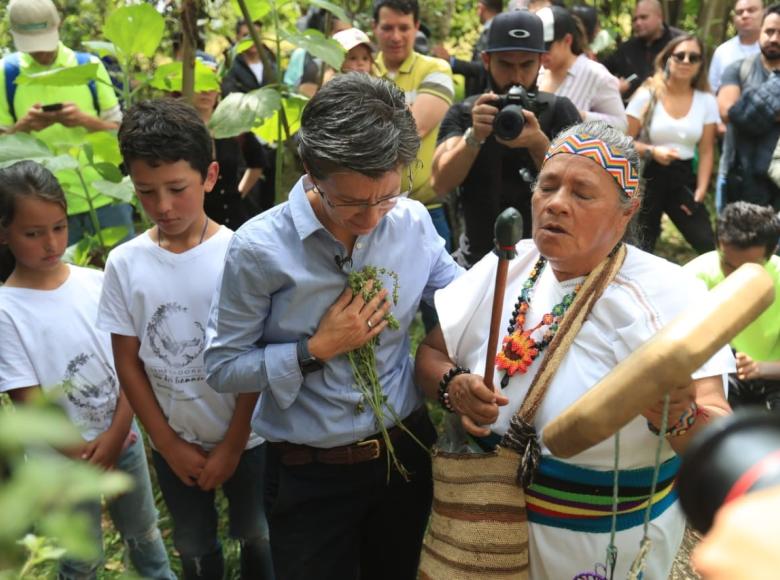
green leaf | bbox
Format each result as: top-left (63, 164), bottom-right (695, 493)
top-left (98, 225), bottom-right (131, 248)
top-left (37, 155), bottom-right (80, 173)
top-left (230, 0), bottom-right (271, 23)
top-left (92, 177), bottom-right (134, 203)
top-left (81, 40), bottom-right (117, 58)
top-left (252, 94), bottom-right (308, 144)
top-left (282, 29), bottom-right (345, 70)
top-left (63, 237), bottom-right (97, 266)
top-left (235, 38), bottom-right (254, 55)
top-left (92, 162), bottom-right (123, 183)
top-left (307, 0), bottom-right (350, 23)
top-left (16, 64), bottom-right (99, 86)
top-left (0, 407), bottom-right (83, 451)
top-left (150, 60), bottom-right (221, 93)
top-left (209, 88), bottom-right (282, 139)
top-left (104, 4), bottom-right (165, 58)
top-left (40, 512), bottom-right (98, 560)
top-left (84, 132), bottom-right (122, 165)
top-left (0, 133), bottom-right (53, 164)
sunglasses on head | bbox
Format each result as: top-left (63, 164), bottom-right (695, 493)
top-left (671, 51), bottom-right (702, 64)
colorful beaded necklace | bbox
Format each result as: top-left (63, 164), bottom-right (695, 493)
top-left (496, 256), bottom-right (581, 388)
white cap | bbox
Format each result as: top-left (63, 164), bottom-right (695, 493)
top-left (8, 0), bottom-right (60, 53)
top-left (332, 28), bottom-right (373, 53)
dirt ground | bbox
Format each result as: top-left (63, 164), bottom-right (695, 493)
top-left (670, 526), bottom-right (703, 580)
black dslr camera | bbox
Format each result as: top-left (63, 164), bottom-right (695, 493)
top-left (491, 85), bottom-right (546, 141)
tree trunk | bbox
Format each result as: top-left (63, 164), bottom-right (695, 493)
top-left (181, 0), bottom-right (197, 103)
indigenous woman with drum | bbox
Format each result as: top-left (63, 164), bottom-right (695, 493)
top-left (416, 120), bottom-right (734, 579)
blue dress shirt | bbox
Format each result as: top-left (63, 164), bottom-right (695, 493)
top-left (205, 177), bottom-right (464, 447)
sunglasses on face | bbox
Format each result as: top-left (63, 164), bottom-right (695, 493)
top-left (671, 51), bottom-right (702, 64)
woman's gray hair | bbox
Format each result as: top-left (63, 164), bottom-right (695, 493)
top-left (550, 120), bottom-right (643, 209)
top-left (297, 73), bottom-right (421, 179)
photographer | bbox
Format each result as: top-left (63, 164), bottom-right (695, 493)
top-left (431, 10), bottom-right (580, 267)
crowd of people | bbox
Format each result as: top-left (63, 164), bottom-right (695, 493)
top-left (1, 0), bottom-right (780, 579)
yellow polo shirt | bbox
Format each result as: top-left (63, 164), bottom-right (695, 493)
top-left (376, 51), bottom-right (454, 206)
top-left (0, 43), bottom-right (121, 215)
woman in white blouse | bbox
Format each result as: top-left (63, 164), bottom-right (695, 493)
top-left (627, 34), bottom-right (717, 254)
top-left (537, 6), bottom-right (627, 132)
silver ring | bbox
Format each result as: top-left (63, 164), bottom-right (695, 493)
top-left (367, 319), bottom-right (373, 329)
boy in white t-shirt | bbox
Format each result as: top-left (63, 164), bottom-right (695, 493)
top-left (96, 100), bottom-right (272, 579)
top-left (0, 160), bottom-right (174, 580)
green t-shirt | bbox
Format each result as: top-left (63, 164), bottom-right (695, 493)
top-left (684, 251), bottom-right (780, 361)
top-left (0, 44), bottom-right (120, 215)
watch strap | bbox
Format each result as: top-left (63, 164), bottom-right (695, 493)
top-left (297, 337), bottom-right (323, 375)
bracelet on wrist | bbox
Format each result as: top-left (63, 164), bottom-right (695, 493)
top-left (438, 366), bottom-right (470, 413)
top-left (647, 401), bottom-right (699, 437)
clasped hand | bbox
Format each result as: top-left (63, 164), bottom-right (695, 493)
top-left (447, 373), bottom-right (509, 437)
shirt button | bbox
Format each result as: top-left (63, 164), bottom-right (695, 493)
top-left (223, 204), bottom-right (229, 209)
top-left (356, 242), bottom-right (363, 249)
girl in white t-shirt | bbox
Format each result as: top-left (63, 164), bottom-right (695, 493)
top-left (627, 34), bottom-right (717, 254)
top-left (0, 160), bottom-right (174, 580)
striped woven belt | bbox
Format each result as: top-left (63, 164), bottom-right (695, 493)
top-left (526, 455), bottom-right (681, 533)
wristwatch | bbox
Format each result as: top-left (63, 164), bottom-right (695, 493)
top-left (297, 337), bottom-right (323, 375)
top-left (463, 127), bottom-right (484, 150)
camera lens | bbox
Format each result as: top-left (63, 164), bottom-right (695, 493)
top-left (493, 105), bottom-right (525, 141)
top-left (678, 409), bottom-right (780, 533)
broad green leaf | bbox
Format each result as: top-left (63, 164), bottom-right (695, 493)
top-left (209, 88), bottom-right (282, 139)
top-left (99, 225), bottom-right (131, 248)
top-left (63, 237), bottom-right (97, 266)
top-left (0, 406), bottom-right (83, 451)
top-left (230, 0), bottom-right (271, 23)
top-left (150, 60), bottom-right (221, 93)
top-left (92, 162), bottom-right (123, 183)
top-left (252, 94), bottom-right (308, 144)
top-left (16, 64), bottom-right (99, 86)
top-left (282, 29), bottom-right (344, 70)
top-left (0, 133), bottom-right (53, 163)
top-left (104, 4), bottom-right (165, 58)
top-left (84, 131), bottom-right (122, 165)
top-left (235, 38), bottom-right (254, 55)
top-left (92, 177), bottom-right (135, 203)
top-left (41, 512), bottom-right (99, 560)
top-left (37, 154), bottom-right (80, 173)
top-left (307, 0), bottom-right (350, 23)
top-left (81, 40), bottom-right (117, 58)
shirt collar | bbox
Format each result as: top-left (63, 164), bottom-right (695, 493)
top-left (378, 50), bottom-right (417, 75)
top-left (289, 176), bottom-right (326, 240)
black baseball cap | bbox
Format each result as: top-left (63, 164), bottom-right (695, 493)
top-left (484, 10), bottom-right (546, 54)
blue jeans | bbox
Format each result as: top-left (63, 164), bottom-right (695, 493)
top-left (59, 428), bottom-right (174, 580)
top-left (151, 443), bottom-right (273, 580)
top-left (67, 203), bottom-right (135, 246)
top-left (715, 173), bottom-right (727, 214)
top-left (420, 206), bottom-right (452, 333)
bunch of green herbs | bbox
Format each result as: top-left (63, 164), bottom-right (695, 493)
top-left (347, 266), bottom-right (428, 481)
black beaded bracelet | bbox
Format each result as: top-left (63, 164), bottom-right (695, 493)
top-left (438, 366), bottom-right (471, 413)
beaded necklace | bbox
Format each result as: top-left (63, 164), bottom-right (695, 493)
top-left (496, 256), bottom-right (581, 388)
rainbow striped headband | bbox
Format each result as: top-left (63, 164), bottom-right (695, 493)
top-left (543, 133), bottom-right (639, 199)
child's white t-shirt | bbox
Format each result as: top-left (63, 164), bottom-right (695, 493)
top-left (97, 227), bottom-right (263, 451)
top-left (0, 265), bottom-right (119, 441)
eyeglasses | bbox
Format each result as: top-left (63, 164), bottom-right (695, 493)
top-left (671, 51), bottom-right (702, 64)
top-left (311, 170), bottom-right (413, 213)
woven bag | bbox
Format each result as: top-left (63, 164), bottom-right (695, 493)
top-left (419, 446), bottom-right (530, 579)
top-left (419, 246), bottom-right (627, 580)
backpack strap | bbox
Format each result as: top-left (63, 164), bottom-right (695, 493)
top-left (739, 53), bottom-right (758, 87)
top-left (75, 52), bottom-right (100, 115)
top-left (3, 53), bottom-right (22, 123)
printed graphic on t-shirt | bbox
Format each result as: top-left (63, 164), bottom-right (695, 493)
top-left (62, 352), bottom-right (118, 430)
top-left (146, 302), bottom-right (206, 402)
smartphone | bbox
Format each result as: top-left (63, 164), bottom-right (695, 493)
top-left (41, 103), bottom-right (63, 112)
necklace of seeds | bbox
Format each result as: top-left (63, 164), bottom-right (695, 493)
top-left (495, 256), bottom-right (581, 388)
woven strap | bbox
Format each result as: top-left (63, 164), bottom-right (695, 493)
top-left (516, 244), bottom-right (627, 423)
